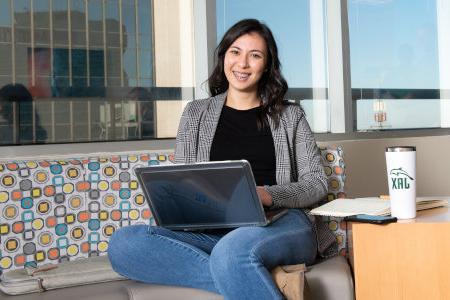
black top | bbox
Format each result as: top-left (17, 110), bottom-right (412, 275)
top-left (210, 105), bottom-right (276, 186)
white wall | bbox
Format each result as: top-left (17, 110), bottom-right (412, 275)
top-left (2, 133), bottom-right (450, 198)
top-left (320, 135), bottom-right (450, 197)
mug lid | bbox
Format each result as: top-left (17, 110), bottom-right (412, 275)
top-left (386, 146), bottom-right (416, 152)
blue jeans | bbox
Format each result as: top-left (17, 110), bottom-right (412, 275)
top-left (108, 210), bottom-right (317, 300)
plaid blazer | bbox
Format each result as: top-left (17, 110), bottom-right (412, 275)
top-left (175, 92), bottom-right (337, 257)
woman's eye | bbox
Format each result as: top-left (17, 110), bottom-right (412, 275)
top-left (229, 49), bottom-right (239, 55)
top-left (251, 53), bottom-right (262, 59)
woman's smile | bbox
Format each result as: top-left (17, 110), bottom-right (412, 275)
top-left (232, 71), bottom-right (251, 81)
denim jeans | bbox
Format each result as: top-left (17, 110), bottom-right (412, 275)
top-left (108, 209), bottom-right (317, 300)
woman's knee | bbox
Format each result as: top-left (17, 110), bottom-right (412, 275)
top-left (209, 230), bottom-right (255, 277)
top-left (108, 225), bottom-right (148, 266)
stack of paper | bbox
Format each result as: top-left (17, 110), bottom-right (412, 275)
top-left (310, 197), bottom-right (449, 217)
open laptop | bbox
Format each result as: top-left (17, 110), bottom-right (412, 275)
top-left (135, 160), bottom-right (288, 231)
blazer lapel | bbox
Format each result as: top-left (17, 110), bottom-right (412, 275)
top-left (196, 92), bottom-right (226, 162)
top-left (268, 116), bottom-right (292, 184)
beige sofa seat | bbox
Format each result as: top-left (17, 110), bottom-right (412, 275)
top-left (0, 256), bottom-right (353, 300)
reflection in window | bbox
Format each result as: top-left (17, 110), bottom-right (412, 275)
top-left (52, 1), bottom-right (68, 30)
top-left (139, 49), bottom-right (152, 81)
top-left (0, 0), bottom-right (11, 27)
top-left (106, 0), bottom-right (120, 33)
top-left (14, 0), bottom-right (30, 28)
top-left (34, 0), bottom-right (50, 29)
top-left (348, 0), bottom-right (448, 130)
top-left (88, 0), bottom-right (103, 32)
top-left (123, 46), bottom-right (138, 86)
top-left (122, 1), bottom-right (136, 36)
top-left (139, 0), bottom-right (152, 35)
top-left (71, 0), bottom-right (86, 32)
top-left (0, 0), bottom-right (168, 145)
top-left (0, 45), bottom-right (12, 76)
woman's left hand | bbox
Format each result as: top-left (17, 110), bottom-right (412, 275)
top-left (256, 186), bottom-right (273, 207)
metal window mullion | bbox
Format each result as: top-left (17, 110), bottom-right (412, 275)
top-left (51, 101), bottom-right (55, 142)
top-left (32, 101), bottom-right (36, 142)
top-left (135, 0), bottom-right (140, 86)
top-left (13, 102), bottom-right (17, 144)
top-left (49, 0), bottom-right (54, 77)
top-left (150, 0), bottom-right (155, 85)
top-left (326, 0), bottom-right (352, 133)
top-left (31, 0), bottom-right (35, 87)
top-left (137, 101), bottom-right (141, 138)
top-left (104, 101), bottom-right (109, 139)
top-left (121, 101), bottom-right (125, 139)
top-left (68, 0), bottom-right (72, 86)
top-left (193, 0), bottom-right (216, 99)
top-left (11, 0), bottom-right (15, 84)
top-left (341, 0), bottom-right (353, 133)
top-left (87, 100), bottom-right (91, 141)
top-left (85, 0), bottom-right (90, 86)
top-left (102, 0), bottom-right (107, 86)
top-left (119, 0), bottom-right (124, 87)
top-left (309, 0), bottom-right (328, 133)
top-left (70, 101), bottom-right (74, 141)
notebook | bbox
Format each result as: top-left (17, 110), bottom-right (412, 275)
top-left (135, 160), bottom-right (288, 230)
top-left (310, 196), bottom-right (450, 217)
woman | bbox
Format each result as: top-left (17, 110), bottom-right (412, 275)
top-left (109, 19), bottom-right (331, 299)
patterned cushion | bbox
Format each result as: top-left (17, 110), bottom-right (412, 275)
top-left (0, 154), bottom-right (174, 273)
top-left (319, 146), bottom-right (347, 256)
top-left (0, 160), bottom-right (85, 272)
top-left (82, 153), bottom-right (175, 239)
top-left (0, 147), bottom-right (346, 273)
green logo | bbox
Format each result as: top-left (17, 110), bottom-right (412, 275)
top-left (390, 168), bottom-right (414, 190)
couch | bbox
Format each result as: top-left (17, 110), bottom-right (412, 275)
top-left (0, 146), bottom-right (354, 299)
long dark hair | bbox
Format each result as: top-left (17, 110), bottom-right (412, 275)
top-left (208, 19), bottom-right (288, 128)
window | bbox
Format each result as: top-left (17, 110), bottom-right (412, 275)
top-left (0, 0), bottom-right (194, 145)
top-left (1, 0), bottom-right (448, 150)
top-left (217, 0), bottom-right (330, 133)
top-left (348, 0), bottom-right (449, 131)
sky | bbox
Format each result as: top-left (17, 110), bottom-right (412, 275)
top-left (217, 0), bottom-right (440, 89)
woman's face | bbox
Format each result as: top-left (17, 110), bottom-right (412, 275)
top-left (224, 32), bottom-right (268, 95)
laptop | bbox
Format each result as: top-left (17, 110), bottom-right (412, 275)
top-left (135, 160), bottom-right (288, 231)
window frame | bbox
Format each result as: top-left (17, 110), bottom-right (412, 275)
top-left (1, 0), bottom-right (449, 159)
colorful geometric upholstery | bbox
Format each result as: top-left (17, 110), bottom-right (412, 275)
top-left (319, 145), bottom-right (347, 256)
top-left (0, 147), bottom-right (346, 273)
top-left (0, 154), bottom-right (173, 274)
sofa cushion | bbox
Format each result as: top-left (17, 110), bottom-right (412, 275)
top-left (0, 280), bottom-right (132, 300)
top-left (0, 154), bottom-right (175, 274)
top-left (81, 153), bottom-right (174, 253)
top-left (1, 147), bottom-right (348, 273)
top-left (0, 160), bottom-right (85, 272)
top-left (0, 256), bottom-right (353, 300)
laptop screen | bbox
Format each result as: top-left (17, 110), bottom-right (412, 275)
top-left (138, 163), bottom-right (265, 229)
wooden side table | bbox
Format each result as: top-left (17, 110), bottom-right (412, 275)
top-left (348, 207), bottom-right (450, 300)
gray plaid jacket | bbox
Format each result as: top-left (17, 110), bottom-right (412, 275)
top-left (174, 92), bottom-right (337, 257)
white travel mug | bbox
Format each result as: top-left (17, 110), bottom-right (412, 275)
top-left (385, 146), bottom-right (416, 219)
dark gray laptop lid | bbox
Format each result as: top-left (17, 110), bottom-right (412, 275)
top-left (135, 160), bottom-right (267, 230)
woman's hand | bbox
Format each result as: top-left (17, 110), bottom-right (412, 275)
top-left (256, 186), bottom-right (273, 207)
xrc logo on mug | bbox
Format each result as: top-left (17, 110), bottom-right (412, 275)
top-left (389, 167), bottom-right (415, 190)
